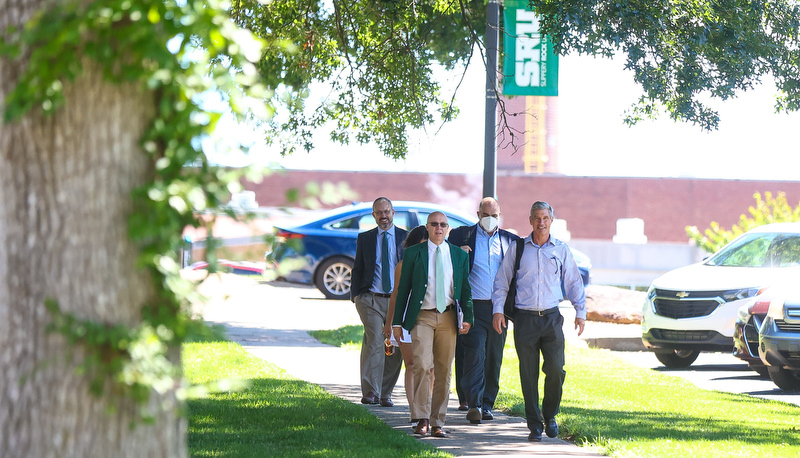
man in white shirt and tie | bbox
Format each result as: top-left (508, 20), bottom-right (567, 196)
top-left (351, 197), bottom-right (407, 406)
top-left (392, 212), bottom-right (473, 438)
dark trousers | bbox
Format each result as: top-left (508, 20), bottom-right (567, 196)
top-left (458, 300), bottom-right (507, 410)
top-left (514, 309), bottom-right (565, 432)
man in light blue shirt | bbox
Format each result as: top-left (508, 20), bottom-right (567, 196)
top-left (492, 201), bottom-right (586, 442)
top-left (449, 197), bottom-right (519, 424)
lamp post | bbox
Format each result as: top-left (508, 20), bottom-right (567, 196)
top-left (483, 0), bottom-right (500, 199)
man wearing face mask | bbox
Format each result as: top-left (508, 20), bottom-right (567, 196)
top-left (448, 197), bottom-right (520, 424)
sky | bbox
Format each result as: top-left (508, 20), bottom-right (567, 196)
top-left (208, 52), bottom-right (800, 181)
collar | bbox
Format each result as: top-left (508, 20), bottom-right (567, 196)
top-left (477, 224), bottom-right (498, 238)
top-left (527, 234), bottom-right (553, 248)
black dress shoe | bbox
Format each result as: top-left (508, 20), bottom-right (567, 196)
top-left (482, 408), bottom-right (494, 421)
top-left (360, 392), bottom-right (379, 405)
top-left (414, 419), bottom-right (430, 435)
top-left (528, 428), bottom-right (543, 442)
top-left (466, 407), bottom-right (482, 424)
top-left (458, 402), bottom-right (469, 411)
top-left (545, 418), bottom-right (559, 438)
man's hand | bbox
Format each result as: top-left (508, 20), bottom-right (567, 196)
top-left (459, 322), bottom-right (471, 334)
top-left (460, 245), bottom-right (472, 253)
top-left (392, 326), bottom-right (403, 344)
top-left (492, 313), bottom-right (507, 334)
top-left (575, 317), bottom-right (585, 336)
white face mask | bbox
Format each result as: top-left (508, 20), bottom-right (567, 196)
top-left (479, 216), bottom-right (499, 233)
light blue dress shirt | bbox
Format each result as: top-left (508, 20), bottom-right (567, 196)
top-left (491, 235), bottom-right (586, 319)
top-left (469, 225), bottom-right (502, 301)
top-left (371, 226), bottom-right (397, 294)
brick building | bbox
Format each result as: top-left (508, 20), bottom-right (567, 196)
top-left (243, 170), bottom-right (800, 243)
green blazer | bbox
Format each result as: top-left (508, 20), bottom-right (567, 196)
top-left (392, 241), bottom-right (474, 331)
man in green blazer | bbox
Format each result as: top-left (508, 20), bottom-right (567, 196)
top-left (392, 211), bottom-right (474, 438)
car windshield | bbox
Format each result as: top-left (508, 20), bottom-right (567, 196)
top-left (706, 232), bottom-right (800, 267)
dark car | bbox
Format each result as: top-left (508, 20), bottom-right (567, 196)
top-left (265, 201), bottom-right (592, 299)
top-left (758, 284), bottom-right (800, 391)
top-left (733, 295), bottom-right (772, 377)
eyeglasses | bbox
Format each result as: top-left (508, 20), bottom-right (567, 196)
top-left (428, 222), bottom-right (449, 228)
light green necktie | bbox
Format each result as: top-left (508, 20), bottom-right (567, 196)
top-left (435, 245), bottom-right (446, 312)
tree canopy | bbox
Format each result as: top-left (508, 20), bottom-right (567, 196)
top-left (229, 0), bottom-right (486, 159)
top-left (230, 0), bottom-right (800, 159)
top-left (531, 0), bottom-right (800, 129)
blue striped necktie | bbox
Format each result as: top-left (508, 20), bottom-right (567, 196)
top-left (381, 231), bottom-right (390, 293)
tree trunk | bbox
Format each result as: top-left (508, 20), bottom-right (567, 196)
top-left (0, 2), bottom-right (187, 456)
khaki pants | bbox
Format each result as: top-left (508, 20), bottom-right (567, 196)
top-left (410, 308), bottom-right (457, 427)
top-left (355, 293), bottom-right (402, 399)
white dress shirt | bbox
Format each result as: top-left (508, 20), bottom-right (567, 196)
top-left (422, 240), bottom-right (454, 310)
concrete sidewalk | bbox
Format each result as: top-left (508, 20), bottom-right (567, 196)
top-left (195, 274), bottom-right (634, 457)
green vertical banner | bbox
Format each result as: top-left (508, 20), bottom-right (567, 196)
top-left (502, 1), bottom-right (559, 96)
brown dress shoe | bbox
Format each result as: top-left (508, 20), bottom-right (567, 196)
top-left (413, 419), bottom-right (430, 435)
top-left (380, 398), bottom-right (394, 407)
top-left (431, 426), bottom-right (447, 438)
top-left (360, 392), bottom-right (379, 405)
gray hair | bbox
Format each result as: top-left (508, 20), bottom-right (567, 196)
top-left (530, 201), bottom-right (554, 218)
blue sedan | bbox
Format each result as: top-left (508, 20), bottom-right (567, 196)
top-left (266, 201), bottom-right (591, 299)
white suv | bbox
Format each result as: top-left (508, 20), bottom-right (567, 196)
top-left (642, 222), bottom-right (800, 368)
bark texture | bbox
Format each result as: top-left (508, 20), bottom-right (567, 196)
top-left (0, 1), bottom-right (187, 456)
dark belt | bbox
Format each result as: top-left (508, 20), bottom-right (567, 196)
top-left (516, 307), bottom-right (559, 317)
top-left (473, 299), bottom-right (492, 306)
top-left (371, 292), bottom-right (392, 298)
top-left (421, 305), bottom-right (454, 313)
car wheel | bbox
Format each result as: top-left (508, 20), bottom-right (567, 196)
top-left (654, 349), bottom-right (700, 368)
top-left (767, 366), bottom-right (800, 392)
top-left (315, 256), bottom-right (353, 300)
top-left (748, 363), bottom-right (770, 378)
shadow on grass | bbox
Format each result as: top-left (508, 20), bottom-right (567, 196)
top-left (188, 377), bottom-right (447, 458)
top-left (500, 391), bottom-right (800, 452)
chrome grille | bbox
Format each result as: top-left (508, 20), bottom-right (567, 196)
top-left (744, 315), bottom-right (764, 356)
top-left (775, 319), bottom-right (800, 333)
top-left (652, 298), bottom-right (721, 319)
top-left (653, 289), bottom-right (731, 299)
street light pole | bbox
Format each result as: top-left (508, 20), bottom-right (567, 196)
top-left (483, 0), bottom-right (500, 199)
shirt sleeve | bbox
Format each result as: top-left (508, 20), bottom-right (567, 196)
top-left (561, 246), bottom-right (587, 320)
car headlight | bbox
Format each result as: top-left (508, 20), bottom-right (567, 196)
top-left (767, 296), bottom-right (784, 319)
top-left (721, 287), bottom-right (763, 303)
top-left (644, 285), bottom-right (656, 313)
top-left (737, 303), bottom-right (751, 323)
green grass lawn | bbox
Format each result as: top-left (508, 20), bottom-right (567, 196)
top-left (498, 341), bottom-right (800, 457)
top-left (184, 341), bottom-right (449, 458)
top-left (310, 325), bottom-right (800, 457)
